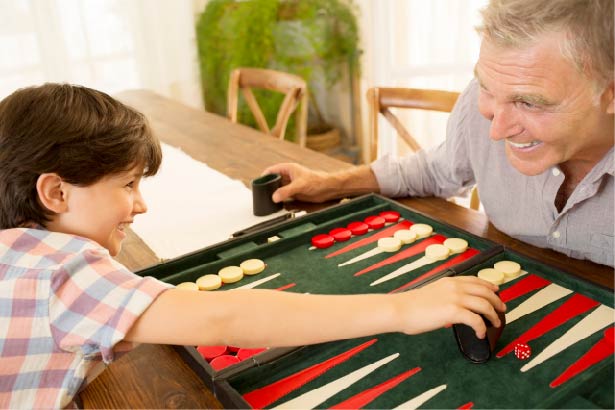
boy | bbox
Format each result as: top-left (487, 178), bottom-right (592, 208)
top-left (0, 84), bottom-right (505, 408)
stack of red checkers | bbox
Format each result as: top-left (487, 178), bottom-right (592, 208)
top-left (514, 343), bottom-right (531, 360)
top-left (196, 345), bottom-right (267, 370)
top-left (310, 211), bottom-right (400, 249)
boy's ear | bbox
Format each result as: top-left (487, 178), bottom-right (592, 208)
top-left (36, 173), bottom-right (69, 213)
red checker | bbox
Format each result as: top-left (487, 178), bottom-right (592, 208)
top-left (210, 354), bottom-right (240, 371)
top-left (379, 210), bottom-right (401, 223)
top-left (311, 234), bottom-right (335, 248)
top-left (196, 345), bottom-right (228, 362)
top-left (364, 215), bottom-right (385, 229)
top-left (347, 221), bottom-right (369, 235)
top-left (330, 227), bottom-right (352, 241)
top-left (237, 347), bottom-right (267, 361)
top-left (514, 343), bottom-right (532, 360)
top-left (228, 346), bottom-right (240, 353)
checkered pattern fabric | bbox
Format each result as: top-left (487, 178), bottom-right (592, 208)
top-left (0, 227), bottom-right (171, 408)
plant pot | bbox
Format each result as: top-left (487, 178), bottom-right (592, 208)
top-left (306, 127), bottom-right (341, 152)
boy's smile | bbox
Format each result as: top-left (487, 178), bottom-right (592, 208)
top-left (45, 166), bottom-right (148, 256)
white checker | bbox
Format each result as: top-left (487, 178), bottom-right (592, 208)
top-left (393, 229), bottom-right (417, 244)
top-left (425, 244), bottom-right (450, 261)
top-left (410, 223), bottom-right (433, 238)
top-left (377, 237), bottom-right (402, 253)
top-left (218, 266), bottom-right (244, 283)
top-left (477, 268), bottom-right (505, 285)
top-left (443, 238), bottom-right (468, 254)
top-left (196, 274), bottom-right (222, 290)
top-left (240, 259), bottom-right (266, 275)
top-left (175, 282), bottom-right (199, 291)
top-left (494, 260), bottom-right (521, 279)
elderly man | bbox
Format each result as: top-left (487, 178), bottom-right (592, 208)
top-left (263, 0), bottom-right (614, 267)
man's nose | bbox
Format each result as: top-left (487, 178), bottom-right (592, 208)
top-left (488, 104), bottom-right (523, 141)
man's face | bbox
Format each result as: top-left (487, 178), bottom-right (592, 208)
top-left (475, 34), bottom-right (614, 176)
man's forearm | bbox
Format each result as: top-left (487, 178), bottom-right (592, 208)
top-left (326, 165), bottom-right (381, 200)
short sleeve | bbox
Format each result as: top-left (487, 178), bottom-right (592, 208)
top-left (49, 248), bottom-right (171, 363)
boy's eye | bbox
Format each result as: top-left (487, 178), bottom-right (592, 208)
top-left (126, 181), bottom-right (134, 188)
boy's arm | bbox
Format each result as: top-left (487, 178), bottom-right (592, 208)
top-left (124, 276), bottom-right (505, 348)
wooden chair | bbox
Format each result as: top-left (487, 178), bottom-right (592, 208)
top-left (228, 68), bottom-right (308, 147)
top-left (367, 87), bottom-right (480, 210)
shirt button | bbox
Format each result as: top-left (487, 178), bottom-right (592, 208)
top-left (552, 168), bottom-right (561, 177)
top-left (552, 231), bottom-right (561, 239)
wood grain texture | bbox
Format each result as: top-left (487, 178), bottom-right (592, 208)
top-left (79, 90), bottom-right (613, 409)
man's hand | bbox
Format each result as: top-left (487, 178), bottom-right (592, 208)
top-left (262, 163), bottom-right (336, 203)
top-left (262, 163), bottom-right (381, 204)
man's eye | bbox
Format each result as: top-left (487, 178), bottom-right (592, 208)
top-left (517, 100), bottom-right (538, 110)
top-left (126, 181), bottom-right (134, 188)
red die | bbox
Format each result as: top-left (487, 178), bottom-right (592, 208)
top-left (514, 343), bottom-right (532, 360)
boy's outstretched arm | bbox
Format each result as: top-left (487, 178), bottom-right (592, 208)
top-left (125, 276), bottom-right (505, 348)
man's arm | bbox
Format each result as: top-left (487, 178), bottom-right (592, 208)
top-left (262, 163), bottom-right (380, 203)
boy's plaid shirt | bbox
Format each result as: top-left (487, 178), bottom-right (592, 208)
top-left (0, 227), bottom-right (170, 408)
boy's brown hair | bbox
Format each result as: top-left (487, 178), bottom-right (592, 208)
top-left (0, 83), bottom-right (162, 229)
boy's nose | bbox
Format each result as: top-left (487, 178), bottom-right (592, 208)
top-left (133, 191), bottom-right (148, 214)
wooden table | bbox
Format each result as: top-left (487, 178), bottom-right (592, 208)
top-left (80, 90), bottom-right (614, 409)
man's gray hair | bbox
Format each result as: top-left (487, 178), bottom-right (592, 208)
top-left (477, 0), bottom-right (614, 89)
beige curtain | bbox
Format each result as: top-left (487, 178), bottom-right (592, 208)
top-left (0, 0), bottom-right (203, 108)
top-left (356, 0), bottom-right (488, 160)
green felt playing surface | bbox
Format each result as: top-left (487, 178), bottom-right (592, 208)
top-left (136, 195), bottom-right (614, 408)
top-left (220, 250), bottom-right (613, 409)
top-left (141, 195), bottom-right (499, 294)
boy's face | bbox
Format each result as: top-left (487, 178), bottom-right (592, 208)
top-left (53, 166), bottom-right (148, 256)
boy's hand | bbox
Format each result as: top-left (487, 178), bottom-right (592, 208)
top-left (397, 276), bottom-right (506, 339)
top-left (261, 163), bottom-right (333, 203)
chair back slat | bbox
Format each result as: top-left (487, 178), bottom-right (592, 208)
top-left (367, 87), bottom-right (460, 161)
top-left (367, 86), bottom-right (480, 210)
top-left (228, 68), bottom-right (308, 145)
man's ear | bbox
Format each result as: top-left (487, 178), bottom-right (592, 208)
top-left (36, 173), bottom-right (69, 213)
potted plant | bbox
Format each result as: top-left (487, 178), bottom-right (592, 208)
top-left (196, 0), bottom-right (361, 155)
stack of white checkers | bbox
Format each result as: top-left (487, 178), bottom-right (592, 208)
top-left (477, 260), bottom-right (522, 285)
top-left (377, 223), bottom-right (435, 251)
top-left (175, 259), bottom-right (266, 291)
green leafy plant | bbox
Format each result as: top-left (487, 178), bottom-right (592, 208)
top-left (196, 0), bottom-right (360, 141)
